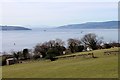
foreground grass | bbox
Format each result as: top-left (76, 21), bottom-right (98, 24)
top-left (2, 47), bottom-right (118, 78)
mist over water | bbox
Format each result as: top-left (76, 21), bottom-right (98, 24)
top-left (1, 29), bottom-right (118, 52)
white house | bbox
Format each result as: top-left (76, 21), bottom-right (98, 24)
top-left (6, 58), bottom-right (17, 65)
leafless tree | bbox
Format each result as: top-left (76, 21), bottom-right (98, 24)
top-left (67, 38), bottom-right (83, 53)
top-left (55, 38), bottom-right (65, 46)
top-left (34, 43), bottom-right (48, 58)
top-left (81, 33), bottom-right (102, 50)
top-left (68, 38), bottom-right (81, 46)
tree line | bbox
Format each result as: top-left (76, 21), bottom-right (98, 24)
top-left (33, 33), bottom-right (104, 60)
top-left (1, 33), bottom-right (120, 65)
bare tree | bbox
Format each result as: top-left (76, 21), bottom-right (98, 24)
top-left (47, 40), bottom-right (56, 47)
top-left (67, 38), bottom-right (83, 53)
top-left (55, 38), bottom-right (65, 46)
top-left (34, 43), bottom-right (48, 58)
top-left (81, 33), bottom-right (102, 50)
top-left (68, 38), bottom-right (81, 46)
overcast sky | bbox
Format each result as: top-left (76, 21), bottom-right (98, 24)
top-left (0, 0), bottom-right (119, 28)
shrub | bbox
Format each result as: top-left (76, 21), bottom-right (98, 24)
top-left (33, 55), bottom-right (40, 60)
top-left (104, 44), bottom-right (112, 49)
top-left (45, 48), bottom-right (58, 61)
top-left (2, 56), bottom-right (7, 66)
top-left (77, 45), bottom-right (84, 52)
top-left (110, 42), bottom-right (120, 47)
top-left (23, 48), bottom-right (30, 60)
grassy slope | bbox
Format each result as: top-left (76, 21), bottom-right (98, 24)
top-left (2, 47), bottom-right (119, 78)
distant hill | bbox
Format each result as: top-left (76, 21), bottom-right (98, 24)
top-left (0, 26), bottom-right (31, 30)
top-left (57, 21), bottom-right (118, 29)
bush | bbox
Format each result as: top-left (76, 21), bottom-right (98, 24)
top-left (48, 47), bottom-right (59, 56)
top-left (2, 57), bottom-right (7, 66)
top-left (45, 53), bottom-right (57, 61)
top-left (104, 44), bottom-right (112, 49)
top-left (65, 49), bottom-right (72, 54)
top-left (68, 45), bottom-right (84, 53)
top-left (33, 55), bottom-right (40, 60)
top-left (45, 53), bottom-right (55, 59)
top-left (23, 48), bottom-right (29, 60)
top-left (77, 45), bottom-right (84, 52)
top-left (45, 48), bottom-right (58, 61)
top-left (110, 42), bottom-right (120, 47)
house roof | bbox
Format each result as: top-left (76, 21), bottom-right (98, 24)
top-left (6, 58), bottom-right (16, 61)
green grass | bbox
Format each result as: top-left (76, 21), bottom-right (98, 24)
top-left (2, 47), bottom-right (119, 78)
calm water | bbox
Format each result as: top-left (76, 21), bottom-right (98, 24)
top-left (0, 29), bottom-right (118, 52)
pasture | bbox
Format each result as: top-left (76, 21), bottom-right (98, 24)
top-left (2, 47), bottom-right (119, 78)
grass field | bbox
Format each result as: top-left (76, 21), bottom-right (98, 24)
top-left (2, 47), bottom-right (119, 78)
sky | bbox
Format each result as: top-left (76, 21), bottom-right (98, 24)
top-left (0, 0), bottom-right (119, 28)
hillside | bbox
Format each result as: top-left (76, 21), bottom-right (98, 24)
top-left (2, 47), bottom-right (118, 78)
top-left (57, 21), bottom-right (118, 29)
top-left (0, 26), bottom-right (31, 30)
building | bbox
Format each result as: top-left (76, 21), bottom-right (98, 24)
top-left (6, 58), bottom-right (17, 65)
